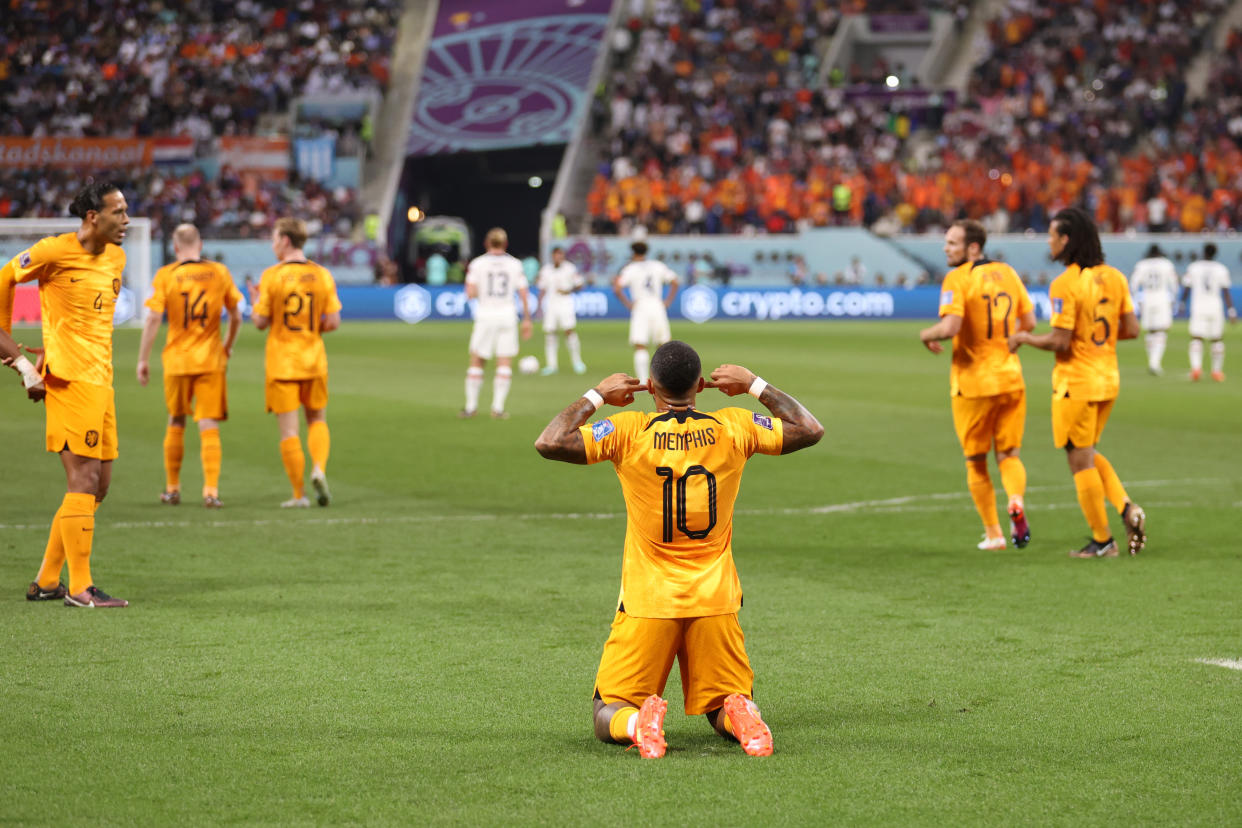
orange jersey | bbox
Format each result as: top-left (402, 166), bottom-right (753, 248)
top-left (580, 407), bottom-right (784, 619)
top-left (0, 258), bottom-right (15, 333)
top-left (10, 232), bottom-right (125, 385)
top-left (938, 259), bottom-right (1033, 397)
top-left (1049, 264), bottom-right (1135, 401)
top-left (253, 259), bottom-right (341, 380)
top-left (145, 259), bottom-right (242, 376)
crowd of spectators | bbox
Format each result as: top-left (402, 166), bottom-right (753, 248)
top-left (0, 166), bottom-right (360, 239)
top-left (586, 0), bottom-right (1241, 237)
top-left (0, 0), bottom-right (399, 139)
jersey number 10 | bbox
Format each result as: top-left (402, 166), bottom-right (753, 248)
top-left (656, 465), bottom-right (718, 542)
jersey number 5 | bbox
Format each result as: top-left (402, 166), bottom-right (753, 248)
top-left (656, 465), bottom-right (718, 542)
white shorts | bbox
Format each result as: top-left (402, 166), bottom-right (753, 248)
top-left (542, 300), bottom-right (577, 332)
top-left (629, 303), bottom-right (671, 346)
top-left (1189, 312), bottom-right (1224, 340)
top-left (469, 317), bottom-right (519, 359)
top-left (1140, 302), bottom-right (1172, 332)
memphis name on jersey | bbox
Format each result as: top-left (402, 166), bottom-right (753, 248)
top-left (652, 426), bottom-right (717, 451)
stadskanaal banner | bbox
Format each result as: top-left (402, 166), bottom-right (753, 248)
top-left (0, 136), bottom-right (195, 168)
top-left (335, 285), bottom-right (1078, 323)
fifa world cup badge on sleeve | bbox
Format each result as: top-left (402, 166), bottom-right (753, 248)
top-left (752, 413), bottom-right (773, 430)
top-left (19, 251), bottom-right (31, 268)
top-left (1052, 298), bottom-right (1063, 314)
top-left (940, 290), bottom-right (953, 306)
top-left (592, 419), bottom-right (615, 441)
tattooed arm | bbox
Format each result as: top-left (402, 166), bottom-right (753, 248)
top-left (535, 373), bottom-right (646, 463)
top-left (707, 364), bottom-right (824, 454)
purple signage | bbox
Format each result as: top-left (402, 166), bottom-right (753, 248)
top-left (407, 0), bottom-right (612, 156)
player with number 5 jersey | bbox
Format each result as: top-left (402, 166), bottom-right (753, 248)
top-left (921, 220), bottom-right (1036, 551)
top-left (252, 217), bottom-right (342, 508)
top-left (1009, 208), bottom-right (1146, 559)
top-left (137, 224), bottom-right (242, 508)
top-left (535, 341), bottom-right (823, 758)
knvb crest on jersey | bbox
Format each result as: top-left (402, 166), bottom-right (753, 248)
top-left (680, 284), bottom-right (719, 324)
top-left (394, 284), bottom-right (433, 324)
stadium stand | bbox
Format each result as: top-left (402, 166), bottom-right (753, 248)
top-left (0, 0), bottom-right (398, 238)
top-left (584, 0), bottom-right (1242, 237)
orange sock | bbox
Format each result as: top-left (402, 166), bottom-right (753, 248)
top-left (200, 427), bottom-right (222, 497)
top-left (308, 421), bottom-right (330, 473)
top-left (164, 425), bottom-right (185, 492)
top-left (998, 456), bottom-right (1027, 505)
top-left (280, 436), bottom-right (305, 499)
top-left (966, 459), bottom-right (1001, 536)
top-left (1073, 468), bottom-right (1112, 543)
top-left (36, 506), bottom-right (68, 588)
top-left (59, 492), bottom-right (98, 595)
top-left (609, 706), bottom-right (639, 743)
top-left (1092, 452), bottom-right (1129, 514)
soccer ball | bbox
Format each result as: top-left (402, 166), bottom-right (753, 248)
top-left (518, 355), bottom-right (540, 375)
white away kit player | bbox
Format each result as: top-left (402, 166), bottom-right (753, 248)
top-left (1181, 242), bottom-right (1236, 382)
top-left (461, 227), bottom-right (532, 418)
top-left (1129, 243), bottom-right (1179, 375)
top-left (536, 246), bottom-right (586, 375)
top-left (612, 241), bottom-right (678, 384)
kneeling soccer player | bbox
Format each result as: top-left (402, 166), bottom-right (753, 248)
top-left (535, 341), bottom-right (823, 757)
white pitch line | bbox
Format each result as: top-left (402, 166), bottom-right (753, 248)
top-left (0, 477), bottom-right (1221, 533)
top-left (1195, 658), bottom-right (1242, 672)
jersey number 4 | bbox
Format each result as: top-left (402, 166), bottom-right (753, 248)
top-left (656, 465), bottom-right (718, 542)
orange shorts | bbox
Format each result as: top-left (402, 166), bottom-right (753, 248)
top-left (44, 374), bottom-right (117, 460)
top-left (594, 611), bottom-right (754, 716)
top-left (1052, 394), bottom-right (1114, 449)
top-left (265, 375), bottom-right (328, 414)
top-left (951, 389), bottom-right (1025, 457)
top-left (165, 371), bottom-right (228, 421)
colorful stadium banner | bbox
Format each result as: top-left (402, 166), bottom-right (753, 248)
top-left (0, 136), bottom-right (194, 169)
top-left (217, 136), bottom-right (290, 179)
top-left (406, 0), bottom-right (612, 156)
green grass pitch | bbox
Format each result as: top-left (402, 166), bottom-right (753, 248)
top-left (1, 319), bottom-right (1239, 825)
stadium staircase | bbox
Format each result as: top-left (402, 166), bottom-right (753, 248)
top-left (1185, 0), bottom-right (1242, 99)
top-left (362, 0), bottom-right (439, 246)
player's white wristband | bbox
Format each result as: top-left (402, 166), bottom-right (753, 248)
top-left (747, 377), bottom-right (768, 399)
top-left (583, 388), bottom-right (604, 411)
top-left (13, 355), bottom-right (41, 389)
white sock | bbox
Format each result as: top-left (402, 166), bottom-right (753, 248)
top-left (1146, 331), bottom-right (1166, 370)
top-left (492, 366), bottom-right (512, 413)
top-left (1190, 339), bottom-right (1204, 372)
top-left (1211, 340), bottom-right (1225, 374)
top-left (464, 367), bottom-right (484, 413)
top-left (626, 711), bottom-right (638, 742)
top-left (567, 332), bottom-right (582, 365)
top-left (634, 348), bottom-right (649, 384)
top-left (544, 333), bottom-right (558, 371)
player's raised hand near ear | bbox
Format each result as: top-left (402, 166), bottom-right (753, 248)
top-left (706, 363), bottom-right (757, 396)
top-left (596, 373), bottom-right (646, 407)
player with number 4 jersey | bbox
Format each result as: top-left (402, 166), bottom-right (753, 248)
top-left (921, 220), bottom-right (1035, 551)
top-left (138, 224), bottom-right (242, 508)
top-left (252, 218), bottom-right (342, 508)
top-left (535, 340), bottom-right (823, 758)
top-left (1009, 208), bottom-right (1145, 559)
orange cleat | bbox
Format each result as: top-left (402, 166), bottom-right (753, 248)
top-left (1211, 371), bottom-right (1225, 382)
top-left (634, 694), bottom-right (667, 759)
top-left (722, 693), bottom-right (773, 756)
top-left (1190, 368), bottom-right (1202, 381)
